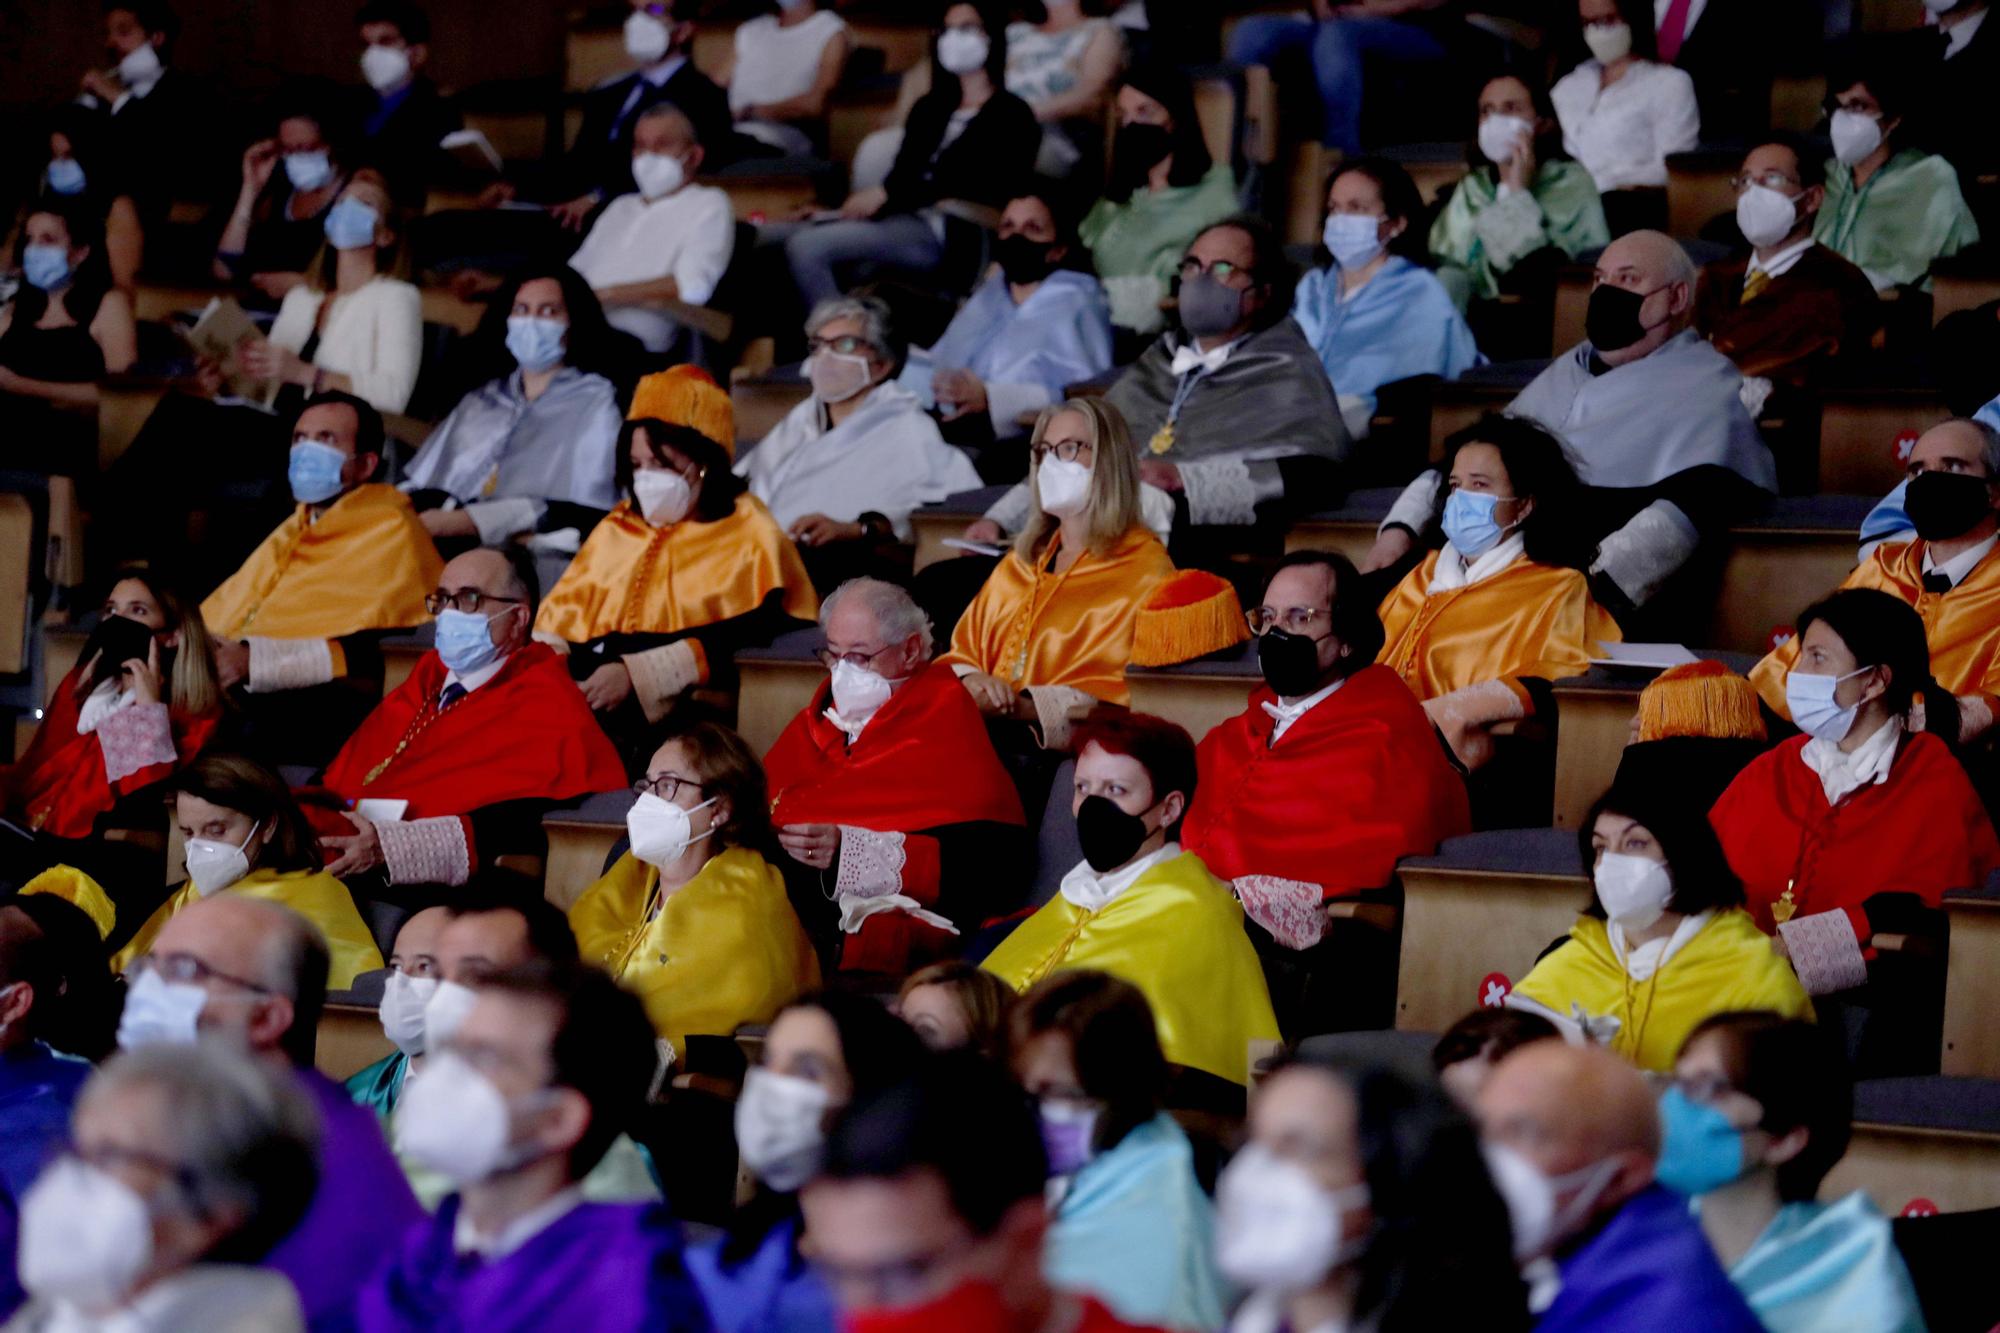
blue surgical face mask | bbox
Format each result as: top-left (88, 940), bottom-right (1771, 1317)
top-left (46, 157), bottom-right (87, 196)
top-left (1322, 212), bottom-right (1383, 270)
top-left (505, 315), bottom-right (567, 372)
top-left (433, 607), bottom-right (509, 677)
top-left (1442, 488), bottom-right (1510, 558)
top-left (21, 244), bottom-right (71, 292)
top-left (284, 150), bottom-right (334, 192)
top-left (1784, 665), bottom-right (1869, 743)
top-left (322, 196), bottom-right (379, 251)
top-left (287, 441), bottom-right (348, 505)
top-left (1654, 1086), bottom-right (1747, 1196)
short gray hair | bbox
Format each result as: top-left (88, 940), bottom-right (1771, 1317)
top-left (633, 102), bottom-right (698, 147)
top-left (82, 1041), bottom-right (320, 1258)
top-left (805, 294), bottom-right (905, 375)
top-left (1952, 417), bottom-right (2000, 476)
top-left (820, 577), bottom-right (934, 657)
top-left (228, 897), bottom-right (328, 1068)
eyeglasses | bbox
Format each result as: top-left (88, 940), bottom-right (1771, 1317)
top-left (127, 952), bottom-right (271, 995)
top-left (1825, 98), bottom-right (1881, 118)
top-left (1729, 171), bottom-right (1800, 194)
top-left (1032, 438), bottom-right (1094, 464)
top-left (1246, 607), bottom-right (1328, 636)
top-left (1178, 258), bottom-right (1249, 286)
top-left (56, 1138), bottom-right (195, 1190)
top-left (633, 771), bottom-right (703, 802)
top-left (814, 644), bottom-right (892, 670)
top-left (807, 334), bottom-right (873, 358)
top-left (425, 589), bottom-right (524, 616)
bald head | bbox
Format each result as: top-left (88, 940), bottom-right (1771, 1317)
top-left (1589, 230), bottom-right (1696, 366)
top-left (150, 895), bottom-right (329, 1066)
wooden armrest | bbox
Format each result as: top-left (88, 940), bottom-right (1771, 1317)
top-left (933, 198), bottom-right (1002, 232)
top-left (634, 297), bottom-right (734, 344)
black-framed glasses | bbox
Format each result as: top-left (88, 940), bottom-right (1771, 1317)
top-left (1247, 607), bottom-right (1328, 636)
top-left (128, 951), bottom-right (272, 995)
top-left (1031, 438), bottom-right (1094, 464)
top-left (814, 644), bottom-right (893, 671)
top-left (633, 772), bottom-right (703, 802)
top-left (807, 334), bottom-right (872, 357)
top-left (425, 589), bottom-right (525, 616)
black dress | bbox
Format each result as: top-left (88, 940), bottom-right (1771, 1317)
top-left (0, 282), bottom-right (107, 473)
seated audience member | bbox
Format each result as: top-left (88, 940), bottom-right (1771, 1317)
top-left (781, 4), bottom-right (1036, 309)
top-left (362, 963), bottom-right (710, 1331)
top-left (0, 201), bottom-right (136, 456)
top-left (1654, 0), bottom-right (1770, 140)
top-left (1005, 0), bottom-right (1123, 175)
top-left (402, 265), bottom-right (627, 547)
top-left (688, 991), bottom-right (924, 1333)
top-left (11, 1042), bottom-right (317, 1330)
top-left (802, 1051), bottom-right (1166, 1332)
top-left (117, 895), bottom-right (422, 1325)
top-left (1715, 590), bottom-right (2000, 994)
top-left (1430, 72), bottom-right (1610, 315)
top-left (202, 392), bottom-right (442, 765)
top-left (1550, 0), bottom-right (1700, 236)
top-left (765, 578), bottom-right (1026, 974)
top-left (1378, 417), bottom-right (1619, 768)
top-left (1431, 1006), bottom-right (1560, 1110)
top-left (1182, 553), bottom-right (1468, 1026)
top-left (722, 0), bottom-right (851, 156)
top-left (345, 905), bottom-right (448, 1117)
top-left (1508, 778), bottom-right (1811, 1071)
top-left (1908, 0), bottom-right (2000, 233)
top-left (1010, 971), bottom-right (1224, 1332)
top-left (944, 401), bottom-right (1176, 748)
top-left (351, 1), bottom-right (464, 209)
top-left (1369, 231), bottom-right (1775, 618)
top-left (896, 960), bottom-right (1014, 1053)
top-left (1224, 3), bottom-right (1452, 158)
top-left (1658, 1013), bottom-right (1925, 1332)
top-left (537, 370), bottom-right (816, 744)
top-left (213, 95), bottom-right (356, 303)
top-left (568, 105), bottom-right (733, 356)
top-left (78, 2), bottom-right (196, 232)
top-left (1296, 158), bottom-right (1481, 438)
top-left (737, 295), bottom-right (982, 585)
top-left (1221, 1053), bottom-right (1531, 1333)
top-left (5, 568), bottom-right (221, 855)
top-left (1082, 64), bottom-right (1240, 339)
top-left (1619, 659), bottom-right (1769, 810)
top-left (1694, 140), bottom-right (1881, 390)
top-left (113, 754), bottom-right (382, 987)
top-left (34, 108), bottom-right (144, 291)
top-left (901, 191), bottom-right (1114, 463)
top-left (1477, 1042), bottom-right (1762, 1329)
top-left (1752, 419), bottom-right (2000, 743)
top-left (982, 715), bottom-right (1280, 1087)
top-left (1816, 50), bottom-right (1979, 293)
top-left (569, 723), bottom-right (820, 1060)
top-left (0, 898), bottom-right (98, 1201)
top-left (6, 890), bottom-right (117, 1061)
top-left (306, 547), bottom-right (627, 890)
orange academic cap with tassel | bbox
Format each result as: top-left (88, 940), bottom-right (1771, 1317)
top-left (1635, 660), bottom-right (1767, 742)
top-left (627, 364), bottom-right (735, 459)
top-left (1130, 569), bottom-right (1250, 667)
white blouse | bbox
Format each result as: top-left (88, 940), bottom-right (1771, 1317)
top-left (1550, 59), bottom-right (1701, 192)
top-left (268, 275), bottom-right (422, 415)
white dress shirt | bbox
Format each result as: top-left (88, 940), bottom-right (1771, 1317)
top-left (1944, 8), bottom-right (1988, 58)
top-left (1550, 59), bottom-right (1701, 191)
top-left (442, 651), bottom-right (512, 700)
top-left (269, 276), bottom-right (423, 415)
top-left (1923, 531), bottom-right (1999, 589)
top-left (1058, 841), bottom-right (1180, 913)
top-left (1610, 910), bottom-right (1713, 982)
top-left (1748, 236), bottom-right (1817, 282)
top-left (452, 1186), bottom-right (587, 1260)
top-left (1801, 714), bottom-right (1903, 806)
top-left (1262, 678), bottom-right (1344, 743)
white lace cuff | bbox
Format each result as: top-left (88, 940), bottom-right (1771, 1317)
top-left (1027, 684), bottom-right (1097, 751)
top-left (835, 892), bottom-right (959, 937)
top-left (246, 637), bottom-right (336, 693)
top-left (623, 639), bottom-right (702, 724)
top-left (1468, 188), bottom-right (1548, 271)
top-left (1383, 470), bottom-right (1443, 535)
top-left (983, 483), bottom-right (1035, 536)
top-left (1779, 909), bottom-right (1870, 995)
top-left (834, 826), bottom-right (907, 900)
top-left (1590, 499), bottom-right (1700, 608)
top-left (466, 497), bottom-right (545, 547)
top-left (1234, 875), bottom-right (1328, 951)
top-left (97, 701), bottom-right (175, 784)
top-left (1179, 457), bottom-right (1260, 526)
top-left (1957, 694), bottom-right (1995, 742)
top-left (378, 815), bottom-right (471, 887)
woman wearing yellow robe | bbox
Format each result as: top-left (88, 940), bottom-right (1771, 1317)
top-left (112, 754), bottom-right (383, 988)
top-left (942, 398), bottom-right (1175, 749)
top-left (1508, 776), bottom-right (1811, 1073)
top-left (1377, 414), bottom-right (1621, 769)
top-left (568, 722), bottom-right (820, 1062)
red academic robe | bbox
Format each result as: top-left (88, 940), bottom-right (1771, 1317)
top-left (1710, 732), bottom-right (2000, 939)
top-left (7, 665), bottom-right (221, 839)
top-left (307, 645), bottom-right (626, 865)
top-left (764, 661), bottom-right (1025, 974)
top-left (1183, 665), bottom-right (1471, 896)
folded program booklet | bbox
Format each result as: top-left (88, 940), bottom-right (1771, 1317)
top-left (439, 128), bottom-right (504, 177)
top-left (186, 296), bottom-right (278, 408)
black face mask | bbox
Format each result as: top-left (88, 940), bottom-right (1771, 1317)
top-left (1584, 283), bottom-right (1661, 353)
top-left (1076, 794), bottom-right (1156, 873)
top-left (1109, 123), bottom-right (1173, 192)
top-left (994, 233), bottom-right (1059, 286)
top-left (1904, 470), bottom-right (1995, 542)
top-left (1256, 628), bottom-right (1327, 698)
top-left (83, 613), bottom-right (162, 689)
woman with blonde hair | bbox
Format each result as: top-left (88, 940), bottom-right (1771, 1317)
top-left (941, 397), bottom-right (1175, 749)
top-left (896, 960), bottom-right (1015, 1054)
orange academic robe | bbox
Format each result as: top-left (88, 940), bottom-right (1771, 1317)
top-left (8, 666), bottom-right (221, 839)
top-left (940, 526), bottom-right (1174, 705)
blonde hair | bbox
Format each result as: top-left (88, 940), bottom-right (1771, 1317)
top-left (1015, 397), bottom-right (1143, 562)
top-left (109, 566), bottom-right (223, 718)
top-left (304, 169), bottom-right (409, 288)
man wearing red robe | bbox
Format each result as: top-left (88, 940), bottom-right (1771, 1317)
top-left (1181, 552), bottom-right (1471, 1034)
top-left (306, 547), bottom-right (626, 889)
top-left (763, 578), bottom-right (1026, 976)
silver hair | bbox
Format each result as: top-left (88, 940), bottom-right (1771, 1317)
top-left (805, 294), bottom-right (904, 372)
top-left (820, 577), bottom-right (934, 657)
top-left (633, 102), bottom-right (698, 146)
top-left (82, 1041), bottom-right (320, 1246)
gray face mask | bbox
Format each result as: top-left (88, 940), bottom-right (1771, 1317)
top-left (1178, 272), bottom-right (1248, 338)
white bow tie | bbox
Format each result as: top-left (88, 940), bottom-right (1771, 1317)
top-left (1170, 343), bottom-right (1231, 378)
top-left (1261, 699), bottom-right (1305, 724)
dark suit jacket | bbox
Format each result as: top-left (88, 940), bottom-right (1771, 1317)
top-left (355, 78), bottom-right (465, 208)
top-left (1908, 16), bottom-right (2000, 229)
top-left (562, 60), bottom-right (744, 200)
top-left (1663, 0), bottom-right (1773, 141)
top-left (882, 86), bottom-right (1038, 216)
top-left (102, 67), bottom-right (202, 226)
top-left (1693, 242), bottom-right (1882, 387)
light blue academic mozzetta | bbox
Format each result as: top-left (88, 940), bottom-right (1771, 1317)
top-left (1722, 1192), bottom-right (1926, 1333)
top-left (1292, 255), bottom-right (1482, 433)
top-left (900, 268), bottom-right (1114, 437)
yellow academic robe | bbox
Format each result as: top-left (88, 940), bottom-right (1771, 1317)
top-left (941, 526), bottom-right (1175, 705)
top-left (110, 867), bottom-right (385, 989)
top-left (1511, 910), bottom-right (1813, 1072)
top-left (201, 484), bottom-right (443, 642)
top-left (568, 846), bottom-right (820, 1059)
top-left (1377, 552), bottom-right (1622, 706)
top-left (982, 850), bottom-right (1280, 1085)
top-left (534, 495), bottom-right (818, 642)
top-left (1751, 539), bottom-right (2000, 717)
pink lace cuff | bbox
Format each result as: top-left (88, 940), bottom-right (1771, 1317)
top-left (97, 701), bottom-right (175, 784)
top-left (378, 815), bottom-right (471, 887)
top-left (624, 639), bottom-right (702, 724)
top-left (835, 826), bottom-right (907, 900)
top-left (246, 637), bottom-right (336, 692)
top-left (1779, 908), bottom-right (1869, 995)
top-left (1234, 874), bottom-right (1327, 951)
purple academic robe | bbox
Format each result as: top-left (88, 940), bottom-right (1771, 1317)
top-left (1537, 1185), bottom-right (1763, 1331)
top-left (354, 1195), bottom-right (713, 1332)
top-left (264, 1068), bottom-right (424, 1329)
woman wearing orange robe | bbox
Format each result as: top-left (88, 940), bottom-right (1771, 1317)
top-left (941, 398), bottom-right (1175, 750)
top-left (1376, 414), bottom-right (1620, 769)
top-left (535, 368), bottom-right (817, 757)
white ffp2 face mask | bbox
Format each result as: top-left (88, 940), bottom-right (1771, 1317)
top-left (626, 791), bottom-right (719, 869)
top-left (379, 969), bottom-right (440, 1057)
top-left (1830, 110), bottom-right (1883, 167)
top-left (360, 43), bottom-right (412, 92)
top-left (422, 978), bottom-right (480, 1051)
top-left (1214, 1143), bottom-right (1370, 1292)
top-left (1477, 113), bottom-right (1533, 167)
top-left (829, 659), bottom-right (894, 723)
top-left (1734, 184), bottom-right (1799, 249)
top-left (936, 27), bottom-right (990, 75)
top-left (1582, 19), bottom-right (1632, 63)
top-left (183, 821), bottom-right (260, 898)
top-left (18, 1158), bottom-right (155, 1310)
top-left (1036, 456), bottom-right (1093, 516)
top-left (734, 1066), bottom-right (832, 1191)
top-left (632, 468), bottom-right (694, 526)
top-left (1593, 851), bottom-right (1674, 931)
top-left (624, 9), bottom-right (671, 63)
top-left (631, 151), bottom-right (686, 199)
top-left (117, 968), bottom-right (208, 1050)
top-left (394, 1050), bottom-right (546, 1186)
